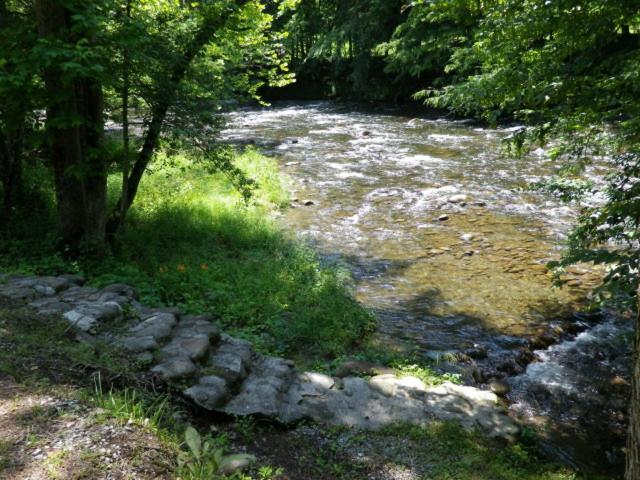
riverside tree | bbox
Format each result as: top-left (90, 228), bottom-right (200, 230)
top-left (2, 0), bottom-right (291, 251)
top-left (401, 1), bottom-right (640, 477)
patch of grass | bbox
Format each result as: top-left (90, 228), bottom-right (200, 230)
top-left (391, 361), bottom-right (461, 385)
top-left (0, 299), bottom-right (135, 386)
top-left (45, 450), bottom-right (70, 480)
top-left (0, 440), bottom-right (12, 472)
top-left (0, 148), bottom-right (375, 362)
top-left (91, 376), bottom-right (174, 433)
top-left (321, 422), bottom-right (606, 480)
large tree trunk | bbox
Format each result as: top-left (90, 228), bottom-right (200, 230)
top-left (0, 123), bottom-right (25, 215)
top-left (36, 0), bottom-right (106, 252)
top-left (0, 0), bottom-right (25, 216)
top-left (626, 288), bottom-right (640, 479)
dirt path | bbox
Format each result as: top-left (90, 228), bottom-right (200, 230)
top-left (0, 378), bottom-right (175, 479)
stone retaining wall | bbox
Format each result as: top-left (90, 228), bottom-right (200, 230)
top-left (0, 273), bottom-right (518, 440)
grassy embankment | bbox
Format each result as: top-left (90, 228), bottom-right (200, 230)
top-left (0, 148), bottom-right (373, 363)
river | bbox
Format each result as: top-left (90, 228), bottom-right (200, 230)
top-left (222, 101), bottom-right (631, 476)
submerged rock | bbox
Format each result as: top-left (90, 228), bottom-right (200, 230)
top-left (489, 380), bottom-right (511, 396)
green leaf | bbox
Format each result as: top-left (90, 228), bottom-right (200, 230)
top-left (184, 426), bottom-right (202, 459)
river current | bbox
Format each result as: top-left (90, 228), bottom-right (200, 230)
top-left (222, 101), bottom-right (631, 475)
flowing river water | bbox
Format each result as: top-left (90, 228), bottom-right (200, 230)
top-left (222, 101), bottom-right (632, 476)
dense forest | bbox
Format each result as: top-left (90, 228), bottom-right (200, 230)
top-left (1, 1), bottom-right (639, 479)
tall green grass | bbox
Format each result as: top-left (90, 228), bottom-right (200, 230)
top-left (0, 148), bottom-right (374, 361)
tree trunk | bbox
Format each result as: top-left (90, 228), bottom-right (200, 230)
top-left (107, 1), bottom-right (247, 236)
top-left (0, 0), bottom-right (25, 216)
top-left (120, 0), bottom-right (132, 227)
top-left (626, 287), bottom-right (640, 479)
top-left (0, 124), bottom-right (25, 215)
top-left (36, 0), bottom-right (106, 253)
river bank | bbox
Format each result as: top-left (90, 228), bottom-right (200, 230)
top-left (0, 278), bottom-right (601, 480)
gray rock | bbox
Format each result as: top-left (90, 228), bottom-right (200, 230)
top-left (184, 376), bottom-right (228, 409)
top-left (0, 286), bottom-right (38, 300)
top-left (30, 299), bottom-right (72, 315)
top-left (438, 214), bottom-right (449, 221)
top-left (224, 375), bottom-right (288, 417)
top-left (94, 301), bottom-right (123, 321)
top-left (160, 334), bottom-right (210, 361)
top-left (101, 283), bottom-right (138, 300)
top-left (489, 380), bottom-right (511, 396)
top-left (175, 318), bottom-right (221, 344)
top-left (255, 356), bottom-right (295, 379)
top-left (33, 285), bottom-right (56, 296)
top-left (130, 313), bottom-right (177, 340)
top-left (121, 335), bottom-right (158, 353)
top-left (63, 310), bottom-right (97, 332)
top-left (448, 194), bottom-right (468, 204)
top-left (38, 276), bottom-right (71, 292)
top-left (299, 372), bottom-right (335, 391)
top-left (152, 357), bottom-right (198, 381)
top-left (207, 351), bottom-right (248, 383)
top-left (58, 274), bottom-right (86, 286)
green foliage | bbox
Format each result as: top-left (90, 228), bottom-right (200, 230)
top-left (277, 0), bottom-right (406, 99)
top-left (0, 149), bottom-right (374, 361)
top-left (376, 0), bottom-right (480, 84)
top-left (392, 362), bottom-right (462, 385)
top-left (177, 426), bottom-right (255, 480)
top-left (367, 422), bottom-right (602, 480)
top-left (91, 376), bottom-right (173, 434)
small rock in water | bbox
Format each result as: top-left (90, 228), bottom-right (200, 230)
top-left (362, 131), bottom-right (371, 136)
top-left (438, 214), bottom-right (449, 221)
top-left (529, 333), bottom-right (557, 350)
top-left (460, 233), bottom-right (475, 242)
top-left (610, 376), bottom-right (630, 387)
top-left (303, 200), bottom-right (315, 206)
top-left (489, 380), bottom-right (511, 396)
top-left (448, 194), bottom-right (468, 204)
top-left (463, 250), bottom-right (474, 257)
top-left (473, 201), bottom-right (487, 207)
top-left (285, 161), bottom-right (300, 166)
top-left (465, 344), bottom-right (488, 360)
